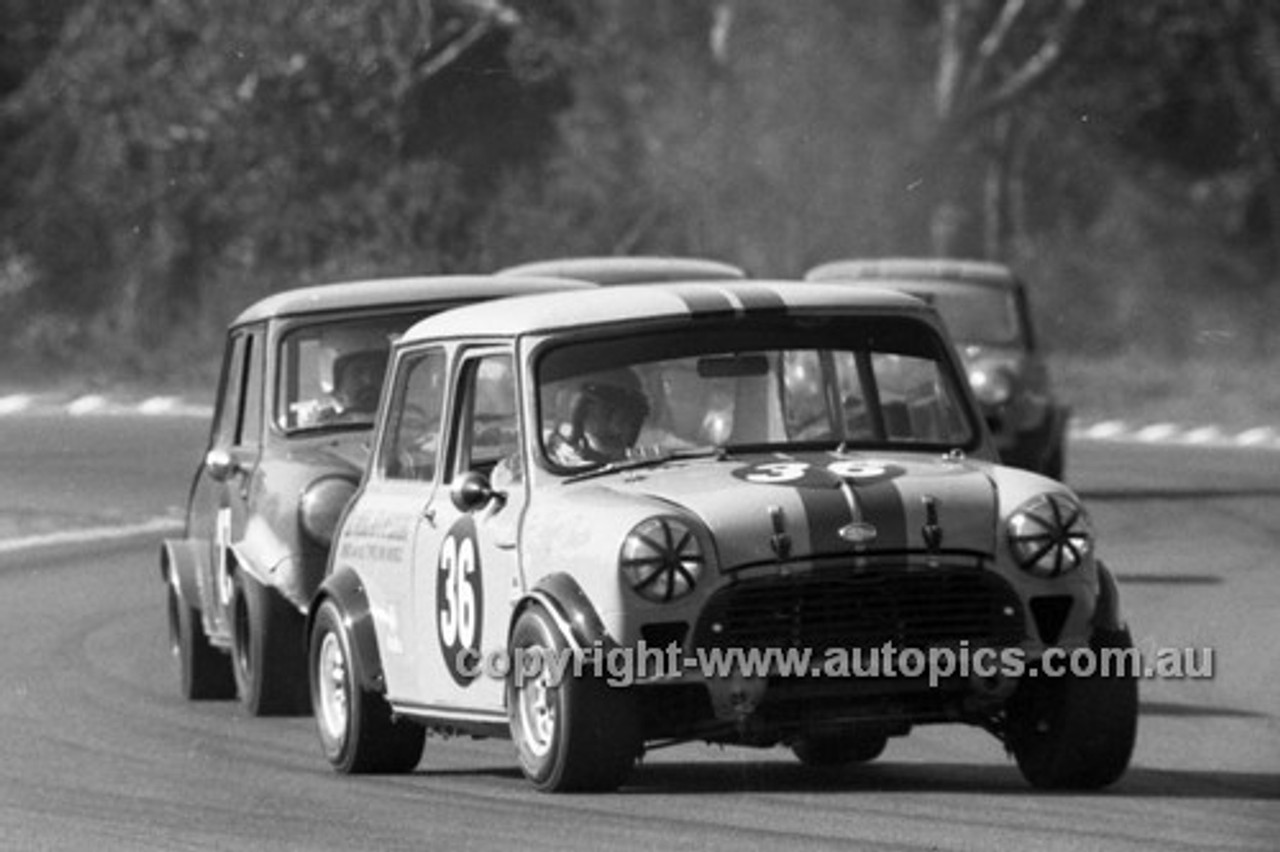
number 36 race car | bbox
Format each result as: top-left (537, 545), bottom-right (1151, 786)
top-left (308, 281), bottom-right (1138, 792)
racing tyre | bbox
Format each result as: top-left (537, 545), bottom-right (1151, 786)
top-left (309, 598), bottom-right (425, 774)
top-left (791, 730), bottom-right (888, 767)
top-left (166, 576), bottom-right (235, 700)
top-left (1006, 627), bottom-right (1139, 790)
top-left (507, 604), bottom-right (641, 792)
top-left (231, 571), bottom-right (309, 716)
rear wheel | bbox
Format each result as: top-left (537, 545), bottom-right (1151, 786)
top-left (231, 571), bottom-right (309, 716)
top-left (166, 576), bottom-right (234, 700)
top-left (507, 605), bottom-right (640, 792)
top-left (309, 598), bottom-right (424, 774)
top-left (1006, 628), bottom-right (1139, 789)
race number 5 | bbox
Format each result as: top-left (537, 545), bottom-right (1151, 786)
top-left (437, 520), bottom-right (483, 685)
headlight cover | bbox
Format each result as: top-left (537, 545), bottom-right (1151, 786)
top-left (1007, 493), bottom-right (1093, 578)
top-left (620, 517), bottom-right (705, 603)
top-left (299, 476), bottom-right (358, 547)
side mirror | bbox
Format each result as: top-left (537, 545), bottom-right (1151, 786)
top-left (451, 470), bottom-right (498, 512)
top-left (204, 448), bottom-right (238, 482)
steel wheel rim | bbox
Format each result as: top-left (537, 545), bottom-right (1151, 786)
top-left (317, 631), bottom-right (349, 744)
top-left (517, 666), bottom-right (556, 758)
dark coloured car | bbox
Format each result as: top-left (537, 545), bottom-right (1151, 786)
top-left (806, 258), bottom-right (1069, 479)
top-left (160, 274), bottom-right (593, 715)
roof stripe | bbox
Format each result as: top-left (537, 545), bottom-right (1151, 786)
top-left (669, 285), bottom-right (736, 316)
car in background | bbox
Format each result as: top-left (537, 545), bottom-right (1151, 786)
top-left (160, 274), bottom-right (594, 715)
top-left (805, 258), bottom-right (1068, 479)
top-left (497, 255), bottom-right (746, 284)
top-left (308, 280), bottom-right (1135, 793)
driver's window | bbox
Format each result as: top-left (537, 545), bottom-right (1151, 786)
top-left (382, 348), bottom-right (447, 482)
top-left (453, 353), bottom-right (518, 477)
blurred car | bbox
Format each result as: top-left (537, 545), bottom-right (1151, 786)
top-left (160, 274), bottom-right (594, 715)
top-left (496, 255), bottom-right (746, 284)
top-left (308, 280), bottom-right (1135, 792)
top-left (805, 258), bottom-right (1068, 479)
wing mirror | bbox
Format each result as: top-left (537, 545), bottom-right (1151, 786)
top-left (204, 448), bottom-right (239, 482)
top-left (451, 470), bottom-right (500, 512)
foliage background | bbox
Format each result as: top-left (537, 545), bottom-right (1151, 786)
top-left (1, 0), bottom-right (1277, 424)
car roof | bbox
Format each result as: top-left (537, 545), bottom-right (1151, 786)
top-left (805, 258), bottom-right (1019, 289)
top-left (495, 255), bottom-right (747, 284)
top-left (231, 275), bottom-right (595, 327)
top-left (401, 280), bottom-right (931, 343)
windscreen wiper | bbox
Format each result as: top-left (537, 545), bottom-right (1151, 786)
top-left (563, 446), bottom-right (727, 484)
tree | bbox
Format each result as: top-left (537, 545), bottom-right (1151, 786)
top-left (0, 0), bottom-right (570, 370)
top-left (926, 0), bottom-right (1091, 257)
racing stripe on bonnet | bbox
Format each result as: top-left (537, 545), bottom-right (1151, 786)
top-left (794, 483), bottom-right (856, 554)
top-left (847, 476), bottom-right (909, 551)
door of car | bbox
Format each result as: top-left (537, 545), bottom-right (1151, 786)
top-left (408, 347), bottom-right (524, 719)
top-left (355, 344), bottom-right (450, 702)
top-left (200, 325), bottom-right (265, 637)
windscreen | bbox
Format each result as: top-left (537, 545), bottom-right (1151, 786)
top-left (535, 315), bottom-right (977, 472)
top-left (276, 313), bottom-right (422, 433)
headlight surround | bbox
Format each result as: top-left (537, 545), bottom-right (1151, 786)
top-left (970, 364), bottom-right (1014, 406)
top-left (1007, 493), bottom-right (1093, 578)
top-left (299, 476), bottom-right (358, 547)
top-left (620, 517), bottom-right (706, 603)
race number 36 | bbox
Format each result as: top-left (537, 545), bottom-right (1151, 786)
top-left (437, 518), bottom-right (483, 685)
top-left (733, 459), bottom-right (901, 488)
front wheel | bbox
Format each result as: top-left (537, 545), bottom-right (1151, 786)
top-left (507, 605), bottom-right (640, 792)
top-left (309, 598), bottom-right (424, 774)
top-left (231, 571), bottom-right (309, 716)
top-left (1006, 628), bottom-right (1139, 790)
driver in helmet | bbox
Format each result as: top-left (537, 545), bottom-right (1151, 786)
top-left (548, 369), bottom-right (650, 466)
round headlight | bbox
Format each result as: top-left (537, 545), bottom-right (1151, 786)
top-left (1007, 493), bottom-right (1093, 578)
top-left (970, 366), bottom-right (1013, 406)
top-left (620, 517), bottom-right (705, 603)
top-left (299, 476), bottom-right (358, 547)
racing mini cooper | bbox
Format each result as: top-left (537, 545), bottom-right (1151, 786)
top-left (160, 274), bottom-right (593, 715)
top-left (310, 281), bottom-right (1136, 791)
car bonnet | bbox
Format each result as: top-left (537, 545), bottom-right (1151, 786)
top-left (567, 451), bottom-right (998, 569)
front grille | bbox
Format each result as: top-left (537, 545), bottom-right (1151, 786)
top-left (691, 564), bottom-right (1024, 652)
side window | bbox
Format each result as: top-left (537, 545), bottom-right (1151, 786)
top-left (237, 330), bottom-right (264, 446)
top-left (212, 331), bottom-right (250, 448)
top-left (452, 353), bottom-right (518, 478)
top-left (381, 348), bottom-right (448, 482)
